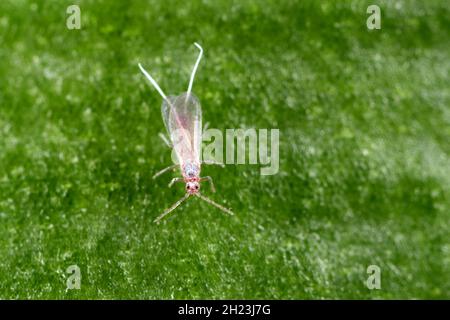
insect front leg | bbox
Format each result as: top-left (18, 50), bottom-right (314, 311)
top-left (200, 176), bottom-right (216, 193)
top-left (168, 177), bottom-right (184, 188)
top-left (202, 160), bottom-right (225, 168)
top-left (152, 164), bottom-right (178, 179)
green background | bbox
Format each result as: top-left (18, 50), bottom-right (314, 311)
top-left (0, 0), bottom-right (448, 299)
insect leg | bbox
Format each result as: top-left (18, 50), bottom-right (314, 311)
top-left (152, 164), bottom-right (178, 179)
top-left (168, 177), bottom-right (184, 188)
top-left (154, 193), bottom-right (190, 224)
top-left (202, 160), bottom-right (225, 168)
top-left (200, 176), bottom-right (216, 193)
top-left (195, 194), bottom-right (234, 216)
top-left (159, 132), bottom-right (172, 148)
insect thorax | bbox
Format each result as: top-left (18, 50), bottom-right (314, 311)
top-left (183, 162), bottom-right (200, 179)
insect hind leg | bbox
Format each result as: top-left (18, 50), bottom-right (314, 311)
top-left (153, 164), bottom-right (178, 179)
top-left (202, 160), bottom-right (225, 168)
top-left (159, 132), bottom-right (172, 148)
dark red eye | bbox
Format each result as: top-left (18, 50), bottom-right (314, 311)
top-left (195, 185), bottom-right (199, 189)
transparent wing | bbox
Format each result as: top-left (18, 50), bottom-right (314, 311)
top-left (161, 95), bottom-right (176, 135)
top-left (161, 92), bottom-right (202, 166)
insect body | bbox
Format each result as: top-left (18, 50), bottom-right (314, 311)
top-left (182, 162), bottom-right (200, 194)
top-left (138, 43), bottom-right (234, 223)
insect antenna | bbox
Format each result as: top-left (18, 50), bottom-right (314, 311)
top-left (186, 42), bottom-right (203, 99)
top-left (154, 193), bottom-right (190, 224)
top-left (196, 194), bottom-right (234, 216)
